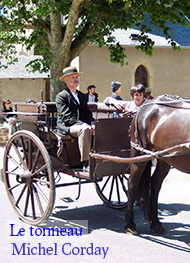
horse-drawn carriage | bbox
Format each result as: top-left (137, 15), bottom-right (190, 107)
top-left (2, 94), bottom-right (190, 235)
top-left (1, 97), bottom-right (132, 225)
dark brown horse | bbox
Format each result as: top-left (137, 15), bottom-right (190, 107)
top-left (125, 94), bottom-right (190, 235)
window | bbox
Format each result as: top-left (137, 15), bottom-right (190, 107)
top-left (130, 34), bottom-right (139, 41)
top-left (135, 65), bottom-right (148, 88)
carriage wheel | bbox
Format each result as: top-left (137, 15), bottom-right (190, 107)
top-left (3, 130), bottom-right (55, 225)
top-left (94, 173), bottom-right (129, 209)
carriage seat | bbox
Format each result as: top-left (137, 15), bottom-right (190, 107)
top-left (88, 102), bottom-right (118, 119)
top-left (12, 102), bottom-right (46, 135)
top-left (50, 130), bottom-right (75, 142)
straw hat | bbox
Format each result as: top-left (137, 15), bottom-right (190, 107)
top-left (59, 66), bottom-right (83, 81)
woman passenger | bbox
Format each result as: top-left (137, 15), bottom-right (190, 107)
top-left (1, 99), bottom-right (16, 136)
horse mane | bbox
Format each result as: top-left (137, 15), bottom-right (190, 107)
top-left (154, 94), bottom-right (182, 101)
top-left (141, 94), bottom-right (188, 110)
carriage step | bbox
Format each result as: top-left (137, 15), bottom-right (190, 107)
top-left (64, 167), bottom-right (90, 180)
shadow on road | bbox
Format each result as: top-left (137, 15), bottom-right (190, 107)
top-left (139, 203), bottom-right (190, 253)
top-left (40, 201), bottom-right (190, 250)
top-left (44, 203), bottom-right (128, 234)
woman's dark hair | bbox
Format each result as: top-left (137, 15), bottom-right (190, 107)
top-left (130, 84), bottom-right (145, 96)
top-left (2, 99), bottom-right (11, 109)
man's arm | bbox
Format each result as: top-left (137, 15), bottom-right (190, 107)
top-left (103, 96), bottom-right (126, 111)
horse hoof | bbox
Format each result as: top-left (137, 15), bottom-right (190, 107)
top-left (124, 227), bottom-right (138, 235)
top-left (150, 224), bottom-right (166, 235)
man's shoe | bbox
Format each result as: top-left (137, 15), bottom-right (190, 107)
top-left (82, 160), bottom-right (89, 172)
top-left (82, 160), bottom-right (88, 168)
top-left (83, 165), bottom-right (89, 173)
top-left (74, 160), bottom-right (89, 173)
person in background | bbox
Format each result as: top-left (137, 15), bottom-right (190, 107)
top-left (85, 85), bottom-right (98, 102)
top-left (144, 87), bottom-right (154, 100)
top-left (111, 81), bottom-right (122, 100)
top-left (56, 66), bottom-right (95, 172)
top-left (104, 84), bottom-right (146, 115)
top-left (26, 98), bottom-right (36, 104)
top-left (111, 81), bottom-right (122, 118)
top-left (1, 99), bottom-right (16, 137)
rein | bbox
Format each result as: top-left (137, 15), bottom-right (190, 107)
top-left (90, 142), bottom-right (190, 163)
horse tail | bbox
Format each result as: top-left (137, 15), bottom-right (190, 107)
top-left (136, 160), bottom-right (152, 219)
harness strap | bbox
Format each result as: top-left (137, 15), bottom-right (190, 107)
top-left (130, 141), bottom-right (153, 155)
top-left (131, 140), bottom-right (190, 159)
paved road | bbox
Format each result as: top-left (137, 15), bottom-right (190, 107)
top-left (0, 145), bottom-right (190, 263)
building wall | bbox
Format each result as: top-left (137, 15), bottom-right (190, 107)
top-left (1, 45), bottom-right (189, 103)
top-left (0, 78), bottom-right (48, 103)
top-left (79, 45), bottom-right (190, 101)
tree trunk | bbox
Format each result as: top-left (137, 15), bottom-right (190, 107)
top-left (50, 77), bottom-right (66, 101)
top-left (48, 1), bottom-right (86, 101)
top-left (50, 58), bottom-right (67, 101)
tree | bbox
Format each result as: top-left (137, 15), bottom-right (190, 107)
top-left (0, 0), bottom-right (190, 100)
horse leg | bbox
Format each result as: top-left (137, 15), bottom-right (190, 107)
top-left (124, 160), bottom-right (148, 235)
top-left (148, 159), bottom-right (170, 234)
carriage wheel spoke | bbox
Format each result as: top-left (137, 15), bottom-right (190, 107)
top-left (12, 143), bottom-right (28, 170)
top-left (8, 182), bottom-right (22, 191)
top-left (15, 184), bottom-right (27, 207)
top-left (32, 184), bottom-right (44, 215)
top-left (32, 164), bottom-right (47, 177)
top-left (24, 187), bottom-right (30, 216)
top-left (28, 139), bottom-right (33, 171)
top-left (29, 185), bottom-right (36, 219)
top-left (95, 173), bottom-right (128, 209)
top-left (115, 176), bottom-right (121, 204)
top-left (19, 136), bottom-right (28, 165)
top-left (34, 182), bottom-right (49, 203)
top-left (118, 174), bottom-right (128, 195)
top-left (6, 170), bottom-right (22, 176)
top-left (109, 176), bottom-right (114, 201)
top-left (7, 154), bottom-right (25, 172)
top-left (31, 149), bottom-right (41, 173)
top-left (100, 176), bottom-right (111, 193)
top-left (123, 174), bottom-right (129, 181)
top-left (33, 177), bottom-right (50, 186)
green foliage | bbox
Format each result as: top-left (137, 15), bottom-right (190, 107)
top-left (0, 0), bottom-right (189, 74)
top-left (135, 33), bottom-right (155, 57)
top-left (108, 43), bottom-right (128, 66)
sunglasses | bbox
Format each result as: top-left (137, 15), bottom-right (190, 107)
top-left (6, 102), bottom-right (11, 105)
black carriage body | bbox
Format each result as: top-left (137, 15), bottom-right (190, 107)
top-left (12, 101), bottom-right (132, 180)
top-left (90, 117), bottom-right (132, 181)
top-left (2, 100), bottom-right (133, 224)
